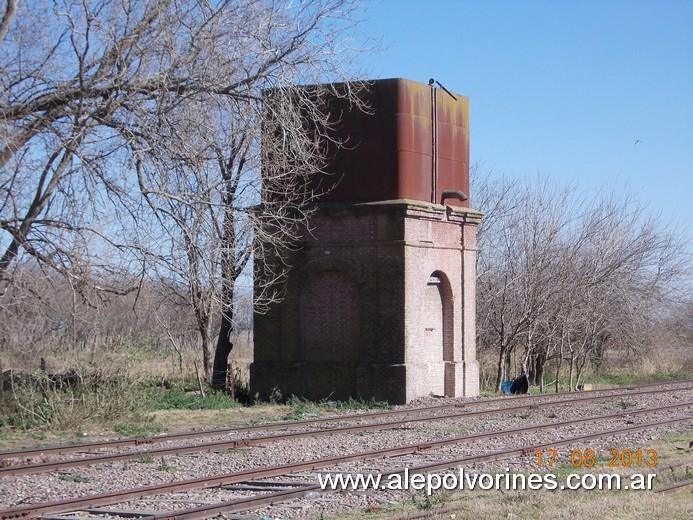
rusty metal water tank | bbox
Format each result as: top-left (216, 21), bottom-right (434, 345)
top-left (316, 78), bottom-right (470, 207)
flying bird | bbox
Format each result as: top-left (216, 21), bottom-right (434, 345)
top-left (634, 139), bottom-right (642, 147)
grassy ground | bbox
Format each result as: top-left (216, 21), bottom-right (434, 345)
top-left (1, 346), bottom-right (689, 518)
top-left (0, 387), bottom-right (389, 451)
top-left (0, 364), bottom-right (687, 444)
top-left (1, 339), bottom-right (689, 448)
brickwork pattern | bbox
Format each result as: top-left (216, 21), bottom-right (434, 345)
top-left (251, 200), bottom-right (481, 404)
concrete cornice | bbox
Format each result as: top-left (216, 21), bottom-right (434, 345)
top-left (315, 199), bottom-right (483, 224)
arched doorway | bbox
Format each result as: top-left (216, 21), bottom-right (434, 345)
top-left (424, 271), bottom-right (454, 396)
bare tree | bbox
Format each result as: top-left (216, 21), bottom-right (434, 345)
top-left (0, 0), bottom-right (178, 297)
top-left (475, 175), bottom-right (582, 391)
top-left (474, 170), bottom-right (689, 392)
top-left (1, 0), bottom-right (370, 384)
top-left (0, 0), bottom-right (17, 44)
top-left (127, 6), bottom-right (369, 386)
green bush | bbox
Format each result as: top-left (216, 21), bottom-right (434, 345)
top-left (651, 371), bottom-right (688, 381)
top-left (145, 388), bottom-right (240, 410)
top-left (283, 395), bottom-right (322, 420)
top-left (322, 396), bottom-right (391, 410)
top-left (232, 378), bottom-right (252, 405)
top-left (1, 368), bottom-right (144, 430)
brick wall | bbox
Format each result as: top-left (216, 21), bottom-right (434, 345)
top-left (251, 200), bottom-right (481, 404)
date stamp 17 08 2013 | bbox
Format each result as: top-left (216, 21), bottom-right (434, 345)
top-left (534, 449), bottom-right (657, 468)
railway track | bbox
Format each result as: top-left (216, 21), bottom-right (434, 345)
top-left (136, 415), bottom-right (693, 520)
top-left (2, 407), bottom-right (690, 519)
top-left (1, 381), bottom-right (691, 477)
top-left (0, 380), bottom-right (690, 520)
top-left (2, 378), bottom-right (690, 461)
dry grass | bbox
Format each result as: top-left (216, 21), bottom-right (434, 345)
top-left (326, 433), bottom-right (693, 520)
top-left (639, 345), bottom-right (693, 376)
top-left (0, 331), bottom-right (254, 385)
top-left (150, 404), bottom-right (288, 432)
top-left (327, 488), bottom-right (691, 520)
top-left (0, 332), bottom-right (256, 437)
top-left (0, 404), bottom-right (292, 452)
top-left (432, 491), bottom-right (692, 520)
top-left (476, 337), bottom-right (692, 394)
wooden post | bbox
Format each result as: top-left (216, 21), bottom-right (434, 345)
top-left (193, 360), bottom-right (206, 399)
top-left (227, 361), bottom-right (234, 400)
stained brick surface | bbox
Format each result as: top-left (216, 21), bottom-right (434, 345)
top-left (251, 200), bottom-right (482, 404)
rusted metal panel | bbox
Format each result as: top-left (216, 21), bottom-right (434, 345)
top-left (308, 78), bottom-right (470, 206)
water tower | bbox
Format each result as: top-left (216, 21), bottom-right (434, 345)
top-left (251, 78), bottom-right (481, 404)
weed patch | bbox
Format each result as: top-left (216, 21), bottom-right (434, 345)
top-left (157, 457), bottom-right (179, 473)
top-left (411, 489), bottom-right (450, 511)
top-left (594, 371), bottom-right (689, 387)
top-left (58, 473), bottom-right (90, 483)
top-left (219, 447), bottom-right (252, 455)
top-left (443, 424), bottom-right (478, 434)
top-left (514, 412), bottom-right (534, 419)
top-left (145, 387), bottom-right (240, 411)
top-left (594, 373), bottom-right (637, 386)
top-left (321, 397), bottom-right (391, 411)
top-left (1, 368), bottom-right (146, 431)
top-left (114, 417), bottom-right (164, 437)
top-left (616, 399), bottom-right (637, 410)
top-left (650, 371), bottom-right (688, 381)
top-left (283, 396), bottom-right (322, 420)
top-left (135, 452), bottom-right (154, 464)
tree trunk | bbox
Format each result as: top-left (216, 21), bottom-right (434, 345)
top-left (537, 355), bottom-right (546, 394)
top-left (575, 350), bottom-right (589, 389)
top-left (201, 333), bottom-right (213, 382)
top-left (212, 310), bottom-right (233, 391)
top-left (534, 353), bottom-right (545, 389)
top-left (494, 343), bottom-right (507, 393)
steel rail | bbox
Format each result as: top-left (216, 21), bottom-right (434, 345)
top-left (149, 414), bottom-right (693, 520)
top-left (173, 461), bottom-right (693, 520)
top-left (654, 480), bottom-right (693, 494)
top-left (647, 459), bottom-right (693, 494)
top-left (1, 379), bottom-right (690, 460)
top-left (2, 385), bottom-right (691, 477)
top-left (0, 401), bottom-right (689, 520)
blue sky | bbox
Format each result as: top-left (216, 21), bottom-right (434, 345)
top-left (358, 0), bottom-right (692, 241)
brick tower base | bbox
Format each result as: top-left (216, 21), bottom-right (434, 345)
top-left (251, 199), bottom-right (481, 405)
